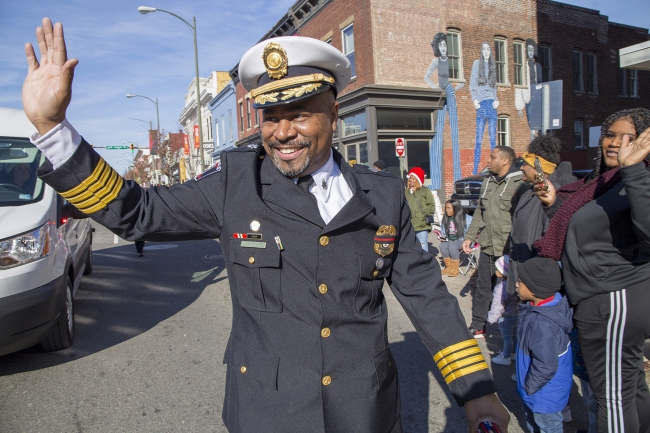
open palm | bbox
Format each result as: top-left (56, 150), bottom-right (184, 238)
top-left (22, 18), bottom-right (78, 136)
top-left (618, 127), bottom-right (650, 168)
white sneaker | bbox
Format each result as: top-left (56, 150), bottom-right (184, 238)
top-left (511, 373), bottom-right (517, 382)
top-left (561, 407), bottom-right (572, 423)
top-left (492, 352), bottom-right (512, 365)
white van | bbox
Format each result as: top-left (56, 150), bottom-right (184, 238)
top-left (0, 107), bottom-right (93, 356)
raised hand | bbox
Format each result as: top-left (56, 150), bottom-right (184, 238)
top-left (22, 18), bottom-right (78, 136)
top-left (618, 127), bottom-right (650, 168)
top-left (532, 174), bottom-right (556, 206)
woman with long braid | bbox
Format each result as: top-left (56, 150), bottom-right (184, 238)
top-left (533, 108), bottom-right (650, 432)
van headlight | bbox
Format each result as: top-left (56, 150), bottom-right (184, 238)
top-left (0, 221), bottom-right (51, 269)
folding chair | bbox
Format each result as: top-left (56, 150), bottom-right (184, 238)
top-left (459, 242), bottom-right (480, 275)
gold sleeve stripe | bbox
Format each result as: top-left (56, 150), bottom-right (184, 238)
top-left (433, 339), bottom-right (478, 362)
top-left (439, 354), bottom-right (487, 378)
top-left (60, 157), bottom-right (124, 214)
top-left (444, 362), bottom-right (490, 385)
top-left (61, 159), bottom-right (108, 199)
top-left (436, 346), bottom-right (483, 370)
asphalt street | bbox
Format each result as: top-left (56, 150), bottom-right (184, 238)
top-left (0, 225), bottom-right (593, 432)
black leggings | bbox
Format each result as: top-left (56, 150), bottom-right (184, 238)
top-left (574, 284), bottom-right (650, 433)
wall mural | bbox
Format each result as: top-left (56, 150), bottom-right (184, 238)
top-left (470, 42), bottom-right (499, 174)
top-left (515, 38), bottom-right (543, 133)
top-left (424, 32), bottom-right (463, 190)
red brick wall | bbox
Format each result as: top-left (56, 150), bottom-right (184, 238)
top-left (235, 82), bottom-right (261, 143)
top-left (297, 0), bottom-right (374, 97)
top-left (537, 0), bottom-right (650, 171)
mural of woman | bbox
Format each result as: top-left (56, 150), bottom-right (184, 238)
top-left (470, 41), bottom-right (499, 174)
top-left (424, 32), bottom-right (464, 189)
top-left (514, 38), bottom-right (543, 131)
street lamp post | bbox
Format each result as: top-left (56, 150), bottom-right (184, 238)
top-left (138, 5), bottom-right (206, 173)
top-left (126, 94), bottom-right (159, 132)
top-left (128, 117), bottom-right (153, 131)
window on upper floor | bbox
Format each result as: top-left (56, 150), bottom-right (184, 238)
top-left (574, 120), bottom-right (585, 149)
top-left (229, 110), bottom-right (233, 140)
top-left (247, 99), bottom-right (252, 129)
top-left (207, 116), bottom-right (212, 141)
top-left (586, 53), bottom-right (597, 94)
top-left (239, 102), bottom-right (244, 132)
top-left (446, 30), bottom-right (463, 80)
top-left (497, 115), bottom-right (510, 147)
top-left (513, 40), bottom-right (524, 86)
top-left (494, 38), bottom-right (508, 85)
top-left (538, 45), bottom-right (552, 82)
top-left (629, 69), bottom-right (639, 98)
top-left (342, 24), bottom-right (356, 79)
top-left (221, 115), bottom-right (226, 145)
top-left (573, 50), bottom-right (583, 93)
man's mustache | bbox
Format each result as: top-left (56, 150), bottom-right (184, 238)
top-left (266, 140), bottom-right (311, 149)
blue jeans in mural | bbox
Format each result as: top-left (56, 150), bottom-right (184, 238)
top-left (473, 99), bottom-right (497, 174)
top-left (430, 84), bottom-right (461, 190)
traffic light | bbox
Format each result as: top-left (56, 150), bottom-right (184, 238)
top-left (130, 143), bottom-right (135, 153)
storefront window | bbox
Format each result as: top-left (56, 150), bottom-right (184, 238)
top-left (345, 142), bottom-right (368, 165)
top-left (341, 111), bottom-right (366, 137)
top-left (378, 139), bottom-right (430, 182)
top-left (376, 109), bottom-right (433, 131)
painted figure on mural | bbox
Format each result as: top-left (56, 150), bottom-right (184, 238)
top-left (515, 38), bottom-right (543, 133)
top-left (424, 32), bottom-right (463, 189)
top-left (470, 42), bottom-right (499, 175)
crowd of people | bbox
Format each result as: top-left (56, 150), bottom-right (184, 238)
top-left (405, 107), bottom-right (650, 433)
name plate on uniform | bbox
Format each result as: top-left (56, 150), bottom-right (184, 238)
top-left (241, 241), bottom-right (267, 249)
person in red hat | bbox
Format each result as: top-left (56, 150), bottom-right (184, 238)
top-left (405, 167), bottom-right (436, 252)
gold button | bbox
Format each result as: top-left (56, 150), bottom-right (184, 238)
top-left (240, 366), bottom-right (247, 374)
top-left (318, 284), bottom-right (328, 294)
top-left (319, 236), bottom-right (329, 246)
top-left (321, 328), bottom-right (331, 338)
top-left (248, 257), bottom-right (255, 264)
top-left (372, 270), bottom-right (379, 277)
top-left (322, 375), bottom-right (332, 386)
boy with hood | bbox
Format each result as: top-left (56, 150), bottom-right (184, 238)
top-left (515, 257), bottom-right (573, 433)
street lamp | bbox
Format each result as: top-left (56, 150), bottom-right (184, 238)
top-left (126, 94), bottom-right (159, 132)
top-left (138, 5), bottom-right (206, 173)
top-left (128, 117), bottom-right (153, 131)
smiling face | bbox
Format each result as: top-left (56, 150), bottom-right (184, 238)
top-left (521, 161), bottom-right (537, 183)
top-left (482, 43), bottom-right (491, 61)
top-left (261, 90), bottom-right (338, 177)
top-left (602, 117), bottom-right (637, 169)
top-left (445, 202), bottom-right (454, 217)
top-left (439, 40), bottom-right (447, 57)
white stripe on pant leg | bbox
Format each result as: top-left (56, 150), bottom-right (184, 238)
top-left (616, 290), bottom-right (627, 431)
top-left (606, 291), bottom-right (617, 433)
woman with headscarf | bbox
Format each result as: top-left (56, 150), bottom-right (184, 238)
top-left (533, 108), bottom-right (650, 432)
top-left (405, 167), bottom-right (435, 252)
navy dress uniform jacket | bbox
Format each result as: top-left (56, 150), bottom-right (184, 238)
top-left (38, 141), bottom-right (497, 433)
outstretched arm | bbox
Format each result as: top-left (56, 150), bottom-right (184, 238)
top-left (23, 18), bottom-right (78, 136)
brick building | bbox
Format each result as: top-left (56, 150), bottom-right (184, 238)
top-left (228, 0), bottom-right (649, 195)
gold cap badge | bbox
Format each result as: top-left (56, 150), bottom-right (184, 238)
top-left (374, 225), bottom-right (397, 257)
top-left (262, 42), bottom-right (288, 80)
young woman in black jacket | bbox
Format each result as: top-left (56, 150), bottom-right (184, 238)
top-left (533, 108), bottom-right (650, 432)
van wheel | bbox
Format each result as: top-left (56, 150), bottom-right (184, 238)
top-left (41, 277), bottom-right (75, 351)
top-left (83, 245), bottom-right (93, 275)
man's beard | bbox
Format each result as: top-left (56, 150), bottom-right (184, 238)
top-left (265, 140), bottom-right (312, 177)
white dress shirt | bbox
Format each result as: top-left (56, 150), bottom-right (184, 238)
top-left (293, 148), bottom-right (353, 225)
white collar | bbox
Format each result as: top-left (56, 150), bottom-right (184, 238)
top-left (309, 148), bottom-right (338, 200)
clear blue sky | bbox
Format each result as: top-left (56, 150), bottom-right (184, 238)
top-left (1, 0), bottom-right (648, 171)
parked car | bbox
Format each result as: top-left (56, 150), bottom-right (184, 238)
top-left (451, 158), bottom-right (590, 214)
top-left (0, 107), bottom-right (93, 356)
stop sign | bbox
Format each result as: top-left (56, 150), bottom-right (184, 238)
top-left (395, 138), bottom-right (405, 157)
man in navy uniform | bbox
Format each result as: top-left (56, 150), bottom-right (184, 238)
top-left (22, 18), bottom-right (510, 432)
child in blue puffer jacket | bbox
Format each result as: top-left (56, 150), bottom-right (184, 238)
top-left (515, 257), bottom-right (573, 433)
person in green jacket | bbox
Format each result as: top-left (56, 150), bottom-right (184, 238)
top-left (405, 167), bottom-right (436, 252)
top-left (462, 146), bottom-right (527, 338)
